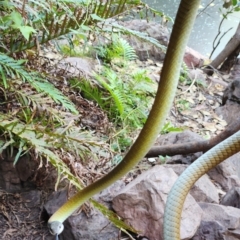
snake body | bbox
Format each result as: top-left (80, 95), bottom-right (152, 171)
top-left (163, 131), bottom-right (240, 240)
top-left (47, 0), bottom-right (229, 238)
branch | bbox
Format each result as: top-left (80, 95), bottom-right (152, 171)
top-left (209, 22), bottom-right (240, 69)
top-left (145, 118), bottom-right (240, 158)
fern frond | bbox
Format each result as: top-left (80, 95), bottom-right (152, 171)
top-left (113, 37), bottom-right (137, 61)
top-left (111, 22), bottom-right (167, 52)
top-left (0, 54), bottom-right (78, 114)
top-left (0, 53), bottom-right (29, 87)
top-left (15, 88), bottom-right (68, 124)
top-left (29, 76), bottom-right (78, 114)
top-left (95, 69), bottom-right (125, 116)
top-left (0, 113), bottom-right (103, 162)
top-left (1, 0), bottom-right (141, 54)
top-left (70, 78), bottom-right (106, 108)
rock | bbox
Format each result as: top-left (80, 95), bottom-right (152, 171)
top-left (62, 208), bottom-right (119, 240)
top-left (94, 180), bottom-right (125, 203)
top-left (222, 79), bottom-right (240, 105)
top-left (215, 101), bottom-right (240, 124)
top-left (215, 79), bottom-right (240, 124)
top-left (192, 174), bottom-right (219, 203)
top-left (155, 130), bottom-right (203, 164)
top-left (55, 57), bottom-right (97, 78)
top-left (183, 46), bottom-right (205, 68)
top-left (44, 188), bottom-right (119, 240)
top-left (192, 220), bottom-right (225, 240)
top-left (221, 187), bottom-right (240, 208)
top-left (230, 58), bottom-right (240, 80)
top-left (208, 156), bottom-right (240, 191)
top-left (172, 164), bottom-right (219, 203)
top-left (44, 189), bottom-right (68, 216)
top-left (112, 165), bottom-right (202, 240)
top-left (0, 151), bottom-right (37, 192)
top-left (118, 20), bottom-right (169, 61)
top-left (187, 68), bottom-right (207, 84)
top-left (227, 152), bottom-right (240, 179)
top-left (195, 202), bottom-right (240, 240)
top-left (165, 164), bottom-right (219, 203)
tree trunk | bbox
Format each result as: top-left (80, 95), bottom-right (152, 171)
top-left (204, 21), bottom-right (240, 75)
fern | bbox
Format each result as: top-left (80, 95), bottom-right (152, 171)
top-left (0, 53), bottom-right (28, 88)
top-left (111, 22), bottom-right (167, 52)
top-left (70, 78), bottom-right (106, 108)
top-left (107, 36), bottom-right (137, 62)
top-left (0, 54), bottom-right (78, 114)
top-left (1, 0), bottom-right (141, 54)
top-left (15, 88), bottom-right (68, 124)
top-left (0, 113), bottom-right (103, 162)
top-left (95, 68), bottom-right (125, 117)
top-left (95, 35), bottom-right (137, 63)
top-left (114, 37), bottom-right (137, 61)
top-left (29, 76), bottom-right (78, 114)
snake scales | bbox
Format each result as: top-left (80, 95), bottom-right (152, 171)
top-left (48, 0), bottom-right (240, 239)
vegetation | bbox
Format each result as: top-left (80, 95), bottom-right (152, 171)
top-left (1, 0), bottom-right (238, 237)
top-left (0, 0), bottom-right (170, 235)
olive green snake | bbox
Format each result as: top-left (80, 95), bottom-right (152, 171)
top-left (48, 0), bottom-right (240, 239)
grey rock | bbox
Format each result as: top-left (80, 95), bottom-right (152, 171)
top-left (221, 187), bottom-right (240, 208)
top-left (208, 157), bottom-right (240, 191)
top-left (45, 189), bottom-right (119, 240)
top-left (61, 208), bottom-right (119, 240)
top-left (156, 130), bottom-right (203, 164)
top-left (215, 101), bottom-right (240, 125)
top-left (228, 152), bottom-right (240, 179)
top-left (55, 57), bottom-right (98, 78)
top-left (192, 220), bottom-right (225, 240)
top-left (165, 164), bottom-right (219, 203)
top-left (196, 202), bottom-right (240, 240)
top-left (118, 20), bottom-right (169, 61)
top-left (222, 79), bottom-right (240, 105)
top-left (112, 165), bottom-right (202, 240)
top-left (94, 180), bottom-right (125, 203)
top-left (44, 189), bottom-right (68, 216)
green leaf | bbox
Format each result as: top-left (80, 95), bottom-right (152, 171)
top-left (232, 0), bottom-right (237, 6)
top-left (91, 199), bottom-right (138, 234)
top-left (13, 140), bottom-right (24, 165)
top-left (90, 14), bottom-right (105, 21)
top-left (18, 26), bottom-right (36, 41)
top-left (80, 25), bottom-right (92, 31)
top-left (10, 11), bottom-right (23, 27)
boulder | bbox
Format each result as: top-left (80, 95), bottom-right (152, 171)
top-left (215, 79), bottom-right (240, 124)
top-left (215, 101), bottom-right (240, 124)
top-left (55, 57), bottom-right (97, 79)
top-left (194, 202), bottom-right (240, 240)
top-left (118, 20), bottom-right (169, 61)
top-left (208, 156), bottom-right (240, 191)
top-left (155, 130), bottom-right (203, 164)
top-left (165, 164), bottom-right (219, 203)
top-left (112, 165), bottom-right (202, 240)
top-left (183, 46), bottom-right (205, 68)
top-left (221, 187), bottom-right (240, 208)
top-left (44, 188), bottom-right (119, 240)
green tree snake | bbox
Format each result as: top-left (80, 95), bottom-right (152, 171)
top-left (48, 0), bottom-right (240, 239)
